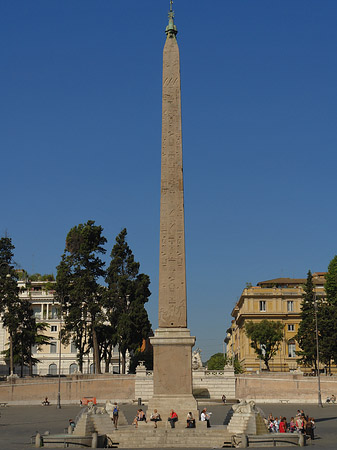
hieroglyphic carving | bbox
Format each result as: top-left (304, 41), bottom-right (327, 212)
top-left (159, 34), bottom-right (187, 328)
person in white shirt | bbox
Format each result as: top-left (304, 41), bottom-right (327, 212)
top-left (200, 408), bottom-right (211, 428)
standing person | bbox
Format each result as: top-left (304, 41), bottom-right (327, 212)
top-left (168, 410), bottom-right (178, 428)
top-left (279, 417), bottom-right (287, 433)
top-left (306, 417), bottom-right (315, 440)
top-left (296, 415), bottom-right (304, 434)
top-left (200, 408), bottom-right (211, 428)
top-left (112, 402), bottom-right (119, 429)
top-left (289, 417), bottom-right (296, 433)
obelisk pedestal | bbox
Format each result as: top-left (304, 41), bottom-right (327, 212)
top-left (148, 3), bottom-right (198, 420)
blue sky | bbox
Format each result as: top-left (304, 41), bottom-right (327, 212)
top-left (1, 1), bottom-right (337, 361)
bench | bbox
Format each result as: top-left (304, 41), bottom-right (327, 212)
top-left (280, 399), bottom-right (289, 404)
top-left (0, 402), bottom-right (8, 407)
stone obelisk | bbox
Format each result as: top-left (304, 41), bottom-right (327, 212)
top-left (149, 1), bottom-right (197, 418)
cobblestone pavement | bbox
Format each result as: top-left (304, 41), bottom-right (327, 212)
top-left (0, 402), bottom-right (336, 449)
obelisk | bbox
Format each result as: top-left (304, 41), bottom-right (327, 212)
top-left (149, 1), bottom-right (197, 418)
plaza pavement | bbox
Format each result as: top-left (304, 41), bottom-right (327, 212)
top-left (0, 402), bottom-right (336, 449)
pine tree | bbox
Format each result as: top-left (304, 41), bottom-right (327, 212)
top-left (295, 270), bottom-right (318, 369)
top-left (106, 229), bottom-right (152, 373)
top-left (55, 221), bottom-right (107, 373)
top-left (320, 256), bottom-right (337, 373)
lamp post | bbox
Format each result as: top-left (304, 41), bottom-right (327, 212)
top-left (56, 299), bottom-right (63, 409)
top-left (314, 293), bottom-right (323, 408)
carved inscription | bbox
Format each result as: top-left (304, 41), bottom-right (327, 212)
top-left (159, 35), bottom-right (187, 328)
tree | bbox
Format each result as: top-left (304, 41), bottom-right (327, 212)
top-left (320, 256), bottom-right (337, 373)
top-left (295, 270), bottom-right (318, 369)
top-left (324, 256), bottom-right (337, 305)
top-left (55, 220), bottom-right (107, 373)
top-left (0, 237), bottom-right (22, 375)
top-left (245, 319), bottom-right (284, 371)
top-left (207, 352), bottom-right (225, 370)
top-left (106, 229), bottom-right (152, 374)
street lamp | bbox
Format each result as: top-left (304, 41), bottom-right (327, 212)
top-left (56, 299), bottom-right (63, 409)
top-left (314, 293), bottom-right (323, 408)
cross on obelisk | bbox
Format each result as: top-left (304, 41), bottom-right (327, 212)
top-left (149, 2), bottom-right (197, 419)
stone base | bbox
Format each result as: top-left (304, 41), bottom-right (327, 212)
top-left (149, 328), bottom-right (198, 420)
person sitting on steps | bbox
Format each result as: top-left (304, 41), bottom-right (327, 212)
top-left (168, 410), bottom-right (178, 428)
top-left (150, 409), bottom-right (161, 428)
top-left (132, 409), bottom-right (146, 428)
top-left (186, 412), bottom-right (195, 428)
top-left (200, 408), bottom-right (211, 428)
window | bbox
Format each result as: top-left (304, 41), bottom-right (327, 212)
top-left (51, 326), bottom-right (57, 332)
top-left (70, 342), bottom-right (77, 353)
top-left (31, 345), bottom-right (38, 354)
top-left (259, 301), bottom-right (266, 312)
top-left (287, 301), bottom-right (294, 312)
top-left (288, 324), bottom-right (295, 331)
top-left (69, 363), bottom-right (78, 374)
top-left (50, 306), bottom-right (59, 319)
top-left (49, 363), bottom-right (57, 375)
top-left (288, 340), bottom-right (296, 358)
top-left (32, 305), bottom-right (41, 319)
top-left (50, 342), bottom-right (57, 354)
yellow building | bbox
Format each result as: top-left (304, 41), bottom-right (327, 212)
top-left (226, 273), bottom-right (326, 372)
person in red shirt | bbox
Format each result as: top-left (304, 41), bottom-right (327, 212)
top-left (279, 417), bottom-right (287, 433)
top-left (168, 410), bottom-right (178, 428)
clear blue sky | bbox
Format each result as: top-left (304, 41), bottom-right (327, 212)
top-left (1, 1), bottom-right (337, 361)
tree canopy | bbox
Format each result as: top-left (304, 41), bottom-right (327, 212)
top-left (245, 319), bottom-right (284, 371)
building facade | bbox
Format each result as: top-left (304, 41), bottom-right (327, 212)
top-left (226, 273), bottom-right (326, 372)
top-left (0, 280), bottom-right (123, 376)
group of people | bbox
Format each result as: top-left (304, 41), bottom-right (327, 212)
top-left (132, 407), bottom-right (212, 429)
top-left (267, 409), bottom-right (316, 440)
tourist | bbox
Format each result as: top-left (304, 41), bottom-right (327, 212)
top-left (186, 412), bottom-right (195, 428)
top-left (42, 397), bottom-right (50, 406)
top-left (69, 419), bottom-right (75, 432)
top-left (279, 417), bottom-right (287, 433)
top-left (200, 408), bottom-right (211, 428)
top-left (289, 417), bottom-right (296, 433)
top-left (305, 417), bottom-right (314, 440)
top-left (112, 402), bottom-right (119, 429)
top-left (168, 410), bottom-right (178, 428)
top-left (222, 394), bottom-right (227, 403)
top-left (132, 409), bottom-right (146, 428)
top-left (295, 415), bottom-right (304, 434)
top-left (331, 394), bottom-right (336, 403)
top-left (150, 409), bottom-right (161, 428)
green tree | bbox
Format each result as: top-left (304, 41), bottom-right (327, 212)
top-left (0, 237), bottom-right (22, 375)
top-left (320, 256), bottom-right (337, 373)
top-left (207, 352), bottom-right (225, 370)
top-left (295, 270), bottom-right (318, 369)
top-left (245, 319), bottom-right (284, 371)
top-left (55, 220), bottom-right (107, 373)
top-left (106, 229), bottom-right (152, 374)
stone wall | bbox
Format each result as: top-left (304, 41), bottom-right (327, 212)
top-left (0, 374), bottom-right (135, 405)
top-left (236, 372), bottom-right (337, 403)
top-left (134, 365), bottom-right (236, 402)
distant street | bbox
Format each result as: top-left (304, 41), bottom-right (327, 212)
top-left (0, 402), bottom-right (336, 449)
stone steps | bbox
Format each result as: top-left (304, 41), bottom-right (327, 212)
top-left (108, 426), bottom-right (233, 448)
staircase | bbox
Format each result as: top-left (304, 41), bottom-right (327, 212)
top-left (108, 424), bottom-right (234, 448)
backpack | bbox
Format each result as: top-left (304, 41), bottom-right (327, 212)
top-left (113, 406), bottom-right (118, 415)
